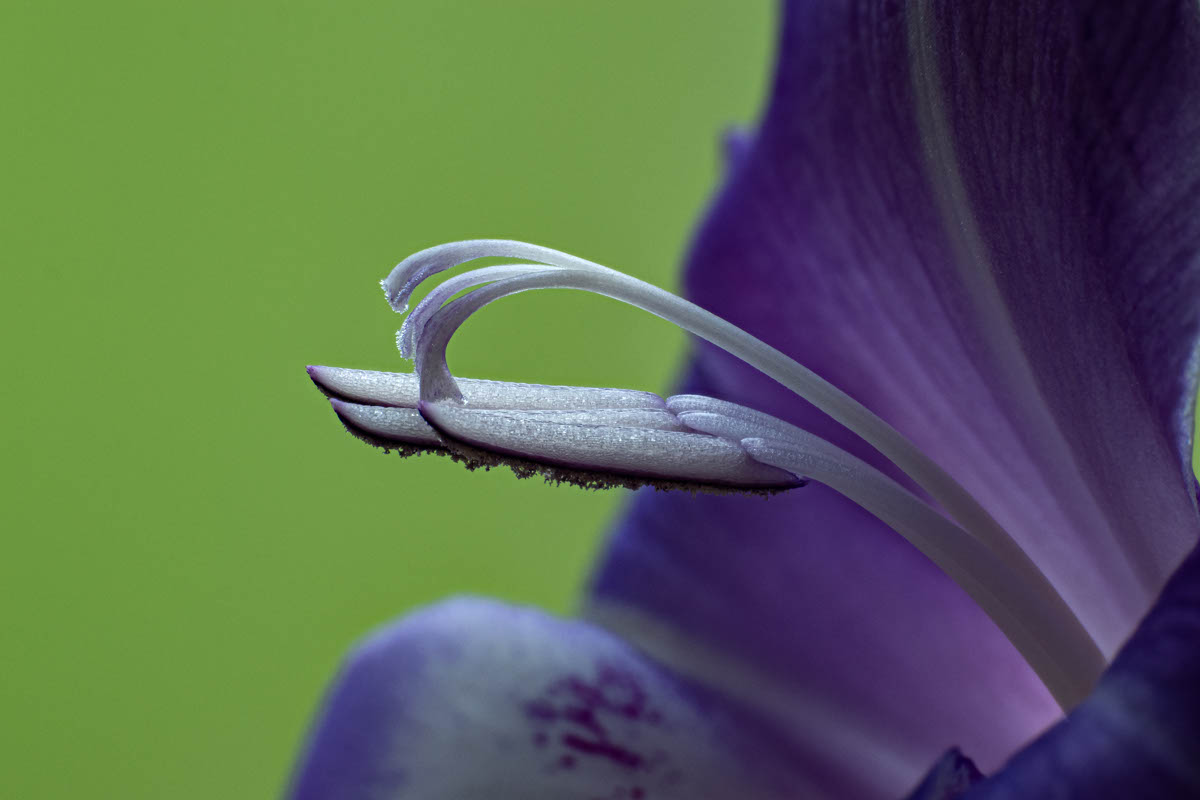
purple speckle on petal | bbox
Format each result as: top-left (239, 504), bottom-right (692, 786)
top-left (561, 733), bottom-right (645, 769)
top-left (522, 662), bottom-right (673, 796)
top-left (525, 700), bottom-right (557, 722)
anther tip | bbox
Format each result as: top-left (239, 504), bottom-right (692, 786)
top-left (308, 365), bottom-right (341, 394)
top-left (327, 397), bottom-right (362, 428)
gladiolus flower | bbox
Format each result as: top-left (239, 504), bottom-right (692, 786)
top-left (290, 2), bottom-right (1200, 798)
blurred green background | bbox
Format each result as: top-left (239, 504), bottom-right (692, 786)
top-left (2, 2), bottom-right (772, 798)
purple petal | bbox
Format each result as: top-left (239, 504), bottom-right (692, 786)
top-left (286, 598), bottom-right (828, 800)
top-left (681, 0), bottom-right (1199, 651)
top-left (904, 749), bottom-right (984, 800)
top-left (591, 0), bottom-right (1200, 793)
top-left (963, 542), bottom-right (1200, 798)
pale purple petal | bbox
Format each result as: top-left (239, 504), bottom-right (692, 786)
top-left (286, 598), bottom-right (825, 800)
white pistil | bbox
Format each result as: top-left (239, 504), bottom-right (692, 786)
top-left (381, 240), bottom-right (612, 314)
top-left (384, 240), bottom-right (1109, 708)
top-left (408, 254), bottom-right (1041, 569)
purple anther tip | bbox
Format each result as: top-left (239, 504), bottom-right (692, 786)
top-left (306, 365), bottom-right (332, 391)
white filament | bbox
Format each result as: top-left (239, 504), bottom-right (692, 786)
top-left (409, 254), bottom-right (1027, 564)
top-left (393, 240), bottom-right (1108, 707)
top-left (398, 264), bottom-right (561, 358)
top-left (382, 240), bottom-right (611, 314)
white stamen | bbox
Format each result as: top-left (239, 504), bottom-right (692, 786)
top-left (408, 252), bottom-right (1057, 581)
top-left (420, 402), bottom-right (800, 490)
top-left (386, 240), bottom-right (1109, 708)
top-left (309, 366), bottom-right (797, 491)
top-left (668, 394), bottom-right (814, 441)
top-left (329, 399), bottom-right (443, 446)
top-left (309, 366), bottom-right (665, 411)
top-left (409, 255), bottom-right (1026, 560)
top-left (469, 407), bottom-right (687, 431)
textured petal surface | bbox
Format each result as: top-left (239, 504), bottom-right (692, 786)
top-left (964, 543), bottom-right (1200, 798)
top-left (286, 598), bottom-right (820, 800)
top-left (589, 0), bottom-right (1200, 796)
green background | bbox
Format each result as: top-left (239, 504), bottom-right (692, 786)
top-left (3, 3), bottom-right (773, 798)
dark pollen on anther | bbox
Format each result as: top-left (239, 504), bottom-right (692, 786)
top-left (325, 395), bottom-right (802, 498)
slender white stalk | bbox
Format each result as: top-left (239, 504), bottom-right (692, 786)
top-left (676, 408), bottom-right (1103, 708)
top-left (381, 240), bottom-right (612, 314)
top-left (412, 263), bottom-right (1037, 581)
top-left (398, 243), bottom-right (1108, 702)
top-left (399, 264), bottom-right (561, 357)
